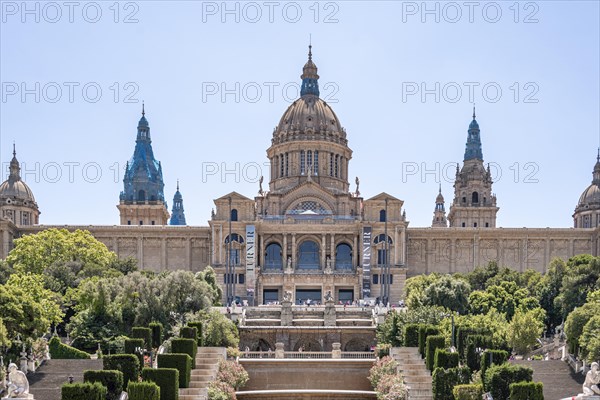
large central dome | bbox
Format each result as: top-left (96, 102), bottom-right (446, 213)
top-left (266, 46), bottom-right (352, 195)
top-left (273, 95), bottom-right (346, 146)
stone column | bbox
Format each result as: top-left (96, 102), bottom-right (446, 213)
top-left (138, 237), bottom-right (144, 268)
top-left (161, 238), bottom-right (167, 270)
top-left (332, 342), bottom-right (341, 359)
top-left (186, 238), bottom-right (192, 270)
top-left (324, 299), bottom-right (336, 326)
top-left (321, 234), bottom-right (327, 269)
top-left (353, 234), bottom-right (358, 268)
top-left (283, 234), bottom-right (288, 263)
top-left (291, 234), bottom-right (296, 267)
top-left (281, 301), bottom-right (293, 326)
top-left (275, 342), bottom-right (285, 359)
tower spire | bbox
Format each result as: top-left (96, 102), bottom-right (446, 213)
top-left (142, 101), bottom-right (145, 116)
top-left (464, 107), bottom-right (483, 161)
top-left (473, 103), bottom-right (476, 120)
top-left (300, 43), bottom-right (320, 97)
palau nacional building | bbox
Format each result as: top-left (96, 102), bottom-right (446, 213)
top-left (1, 47), bottom-right (600, 305)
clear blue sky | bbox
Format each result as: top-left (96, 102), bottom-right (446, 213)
top-left (1, 1), bottom-right (599, 228)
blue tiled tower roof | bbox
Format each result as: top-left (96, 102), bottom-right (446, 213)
top-left (464, 106), bottom-right (483, 161)
top-left (119, 105), bottom-right (167, 206)
top-left (170, 180), bottom-right (187, 225)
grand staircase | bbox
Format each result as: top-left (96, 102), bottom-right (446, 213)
top-left (179, 347), bottom-right (226, 400)
top-left (511, 359), bottom-right (584, 400)
top-left (28, 359), bottom-right (103, 400)
top-left (391, 347), bottom-right (433, 400)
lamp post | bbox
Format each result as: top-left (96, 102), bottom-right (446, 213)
top-left (227, 196), bottom-right (232, 306)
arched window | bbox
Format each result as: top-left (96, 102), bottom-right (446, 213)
top-left (379, 209), bottom-right (387, 222)
top-left (265, 243), bottom-right (283, 269)
top-left (231, 209), bottom-right (238, 221)
top-left (472, 192), bottom-right (479, 204)
top-left (307, 150), bottom-right (312, 172)
top-left (373, 234), bottom-right (393, 244)
top-left (298, 240), bottom-right (319, 269)
top-left (313, 151), bottom-right (319, 175)
top-left (225, 233), bottom-right (244, 244)
top-left (300, 150), bottom-right (305, 174)
top-left (335, 243), bottom-right (352, 269)
top-left (138, 190), bottom-right (146, 201)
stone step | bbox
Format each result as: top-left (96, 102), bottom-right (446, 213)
top-left (403, 375), bottom-right (432, 384)
top-left (402, 370), bottom-right (431, 377)
top-left (191, 369), bottom-right (216, 376)
top-left (405, 382), bottom-right (432, 391)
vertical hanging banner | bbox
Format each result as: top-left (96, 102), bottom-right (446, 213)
top-left (362, 226), bottom-right (372, 298)
top-left (245, 225), bottom-right (256, 292)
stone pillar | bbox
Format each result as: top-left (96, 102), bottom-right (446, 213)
top-left (321, 234), bottom-right (327, 269)
top-left (275, 342), bottom-right (285, 359)
top-left (186, 238), bottom-right (192, 270)
top-left (283, 234), bottom-right (288, 263)
top-left (353, 234), bottom-right (358, 268)
top-left (291, 234), bottom-right (296, 267)
top-left (324, 299), bottom-right (336, 326)
top-left (332, 342), bottom-right (341, 359)
top-left (281, 301), bottom-right (293, 326)
top-left (138, 237), bottom-right (144, 268)
top-left (161, 238), bottom-right (167, 270)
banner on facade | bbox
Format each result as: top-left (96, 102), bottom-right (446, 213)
top-left (362, 226), bottom-right (372, 298)
top-left (245, 225), bottom-right (256, 293)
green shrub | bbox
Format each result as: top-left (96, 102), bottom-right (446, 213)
top-left (484, 364), bottom-right (533, 400)
top-left (480, 349), bottom-right (509, 378)
top-left (432, 366), bottom-right (471, 400)
top-left (131, 327), bottom-right (152, 350)
top-left (61, 382), bottom-right (106, 400)
top-left (180, 326), bottom-right (197, 340)
top-left (456, 327), bottom-right (488, 360)
top-left (142, 367), bottom-right (179, 400)
top-left (171, 338), bottom-right (197, 368)
top-left (376, 343), bottom-right (391, 358)
top-left (83, 370), bottom-right (123, 400)
top-left (50, 336), bottom-right (90, 359)
top-left (426, 335), bottom-right (446, 371)
top-left (509, 381), bottom-right (544, 400)
top-left (102, 354), bottom-right (139, 388)
top-left (149, 322), bottom-right (163, 348)
top-left (419, 325), bottom-right (439, 357)
top-left (124, 338), bottom-right (145, 368)
top-left (127, 381), bottom-right (160, 400)
top-left (453, 384), bottom-right (484, 400)
top-left (404, 324), bottom-right (420, 347)
top-left (434, 349), bottom-right (459, 370)
top-left (157, 353), bottom-right (192, 388)
top-left (216, 359), bottom-right (249, 390)
top-left (465, 334), bottom-right (493, 371)
top-left (207, 380), bottom-right (235, 400)
top-left (187, 321), bottom-right (203, 346)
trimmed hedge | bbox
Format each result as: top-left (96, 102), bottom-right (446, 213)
top-left (180, 326), bottom-right (197, 340)
top-left (172, 338), bottom-right (197, 368)
top-left (426, 335), bottom-right (446, 371)
top-left (103, 354), bottom-right (140, 388)
top-left (465, 334), bottom-right (493, 371)
top-left (404, 323), bottom-right (420, 347)
top-left (419, 325), bottom-right (439, 357)
top-left (187, 321), bottom-right (203, 346)
top-left (453, 384), bottom-right (484, 400)
top-left (128, 381), bottom-right (161, 400)
top-left (61, 382), bottom-right (106, 400)
top-left (480, 349), bottom-right (509, 378)
top-left (142, 367), bottom-right (179, 400)
top-left (432, 366), bottom-right (471, 400)
top-left (83, 370), bottom-right (123, 400)
top-left (509, 381), bottom-right (544, 400)
top-left (149, 321), bottom-right (164, 349)
top-left (50, 336), bottom-right (90, 359)
top-left (434, 349), bottom-right (459, 370)
top-left (157, 353), bottom-right (192, 388)
top-left (131, 327), bottom-right (152, 350)
top-left (484, 364), bottom-right (533, 400)
top-left (456, 327), bottom-right (485, 360)
top-left (124, 338), bottom-right (145, 368)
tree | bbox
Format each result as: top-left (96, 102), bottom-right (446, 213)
top-left (0, 318), bottom-right (10, 347)
top-left (0, 279), bottom-right (53, 339)
top-left (404, 273), bottom-right (440, 308)
top-left (556, 255), bottom-right (600, 318)
top-left (376, 311), bottom-right (403, 346)
top-left (537, 258), bottom-right (567, 332)
top-left (423, 275), bottom-right (471, 314)
top-left (564, 302), bottom-right (600, 355)
top-left (464, 261), bottom-right (499, 291)
top-left (508, 308), bottom-right (545, 355)
top-left (6, 228), bottom-right (116, 275)
top-left (580, 315), bottom-right (600, 362)
top-left (201, 310), bottom-right (239, 348)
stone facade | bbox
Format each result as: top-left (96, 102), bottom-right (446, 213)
top-left (1, 47), bottom-right (599, 305)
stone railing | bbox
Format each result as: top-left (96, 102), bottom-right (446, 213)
top-left (240, 346), bottom-right (375, 360)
